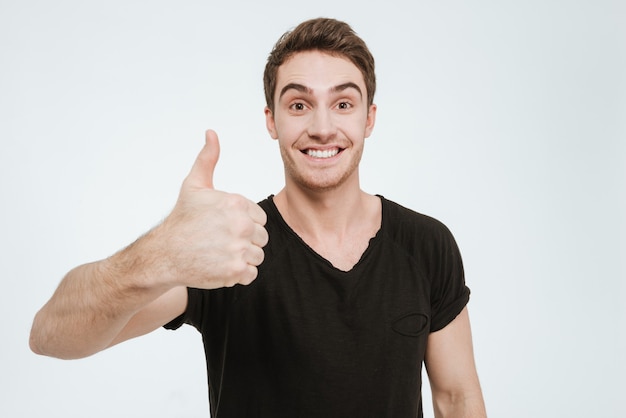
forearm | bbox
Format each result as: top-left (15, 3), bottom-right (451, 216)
top-left (30, 228), bottom-right (175, 359)
top-left (432, 389), bottom-right (487, 418)
top-left (426, 308), bottom-right (487, 418)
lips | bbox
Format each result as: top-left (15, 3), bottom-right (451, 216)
top-left (304, 148), bottom-right (341, 159)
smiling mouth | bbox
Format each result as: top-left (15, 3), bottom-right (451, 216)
top-left (304, 148), bottom-right (342, 159)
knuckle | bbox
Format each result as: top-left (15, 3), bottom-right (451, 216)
top-left (260, 227), bottom-right (269, 246)
top-left (255, 206), bottom-right (268, 225)
top-left (229, 259), bottom-right (249, 277)
top-left (226, 193), bottom-right (248, 210)
top-left (241, 266), bottom-right (258, 285)
top-left (252, 247), bottom-right (265, 265)
top-left (239, 220), bottom-right (255, 236)
top-left (257, 249), bottom-right (266, 265)
top-left (223, 279), bottom-right (237, 288)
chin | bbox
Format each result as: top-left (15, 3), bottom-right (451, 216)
top-left (293, 171), bottom-right (357, 193)
top-left (282, 154), bottom-right (361, 193)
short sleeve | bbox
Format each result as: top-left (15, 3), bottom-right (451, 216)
top-left (428, 223), bottom-right (470, 332)
top-left (163, 287), bottom-right (206, 332)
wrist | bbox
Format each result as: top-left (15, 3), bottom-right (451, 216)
top-left (105, 223), bottom-right (179, 293)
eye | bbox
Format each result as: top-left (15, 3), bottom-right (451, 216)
top-left (290, 102), bottom-right (307, 111)
top-left (337, 101), bottom-right (352, 110)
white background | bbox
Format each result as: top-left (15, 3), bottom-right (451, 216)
top-left (1, 0), bottom-right (624, 417)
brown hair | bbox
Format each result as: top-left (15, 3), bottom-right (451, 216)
top-left (263, 18), bottom-right (376, 111)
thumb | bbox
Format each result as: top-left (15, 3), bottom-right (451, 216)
top-left (185, 130), bottom-right (220, 189)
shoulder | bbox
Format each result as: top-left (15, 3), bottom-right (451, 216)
top-left (381, 197), bottom-right (455, 244)
top-left (257, 196), bottom-right (273, 212)
top-left (256, 196), bottom-right (294, 263)
top-left (257, 196), bottom-right (282, 233)
top-left (379, 197), bottom-right (463, 274)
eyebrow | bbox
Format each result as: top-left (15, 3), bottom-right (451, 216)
top-left (331, 82), bottom-right (363, 97)
top-left (278, 82), bottom-right (363, 100)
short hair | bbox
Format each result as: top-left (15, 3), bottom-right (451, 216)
top-left (263, 18), bottom-right (376, 112)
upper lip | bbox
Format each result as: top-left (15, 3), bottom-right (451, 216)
top-left (300, 145), bottom-right (343, 152)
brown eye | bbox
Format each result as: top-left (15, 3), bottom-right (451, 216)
top-left (291, 102), bottom-right (305, 111)
top-left (338, 102), bottom-right (351, 110)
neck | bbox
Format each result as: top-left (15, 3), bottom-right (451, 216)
top-left (273, 179), bottom-right (382, 272)
top-left (274, 181), bottom-right (375, 242)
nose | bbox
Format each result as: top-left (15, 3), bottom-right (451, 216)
top-left (307, 108), bottom-right (336, 142)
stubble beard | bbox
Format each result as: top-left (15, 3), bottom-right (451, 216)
top-left (280, 145), bottom-right (363, 193)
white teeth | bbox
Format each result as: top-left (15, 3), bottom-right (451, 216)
top-left (307, 148), bottom-right (339, 159)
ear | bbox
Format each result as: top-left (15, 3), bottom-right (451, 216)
top-left (265, 107), bottom-right (279, 139)
top-left (364, 103), bottom-right (377, 138)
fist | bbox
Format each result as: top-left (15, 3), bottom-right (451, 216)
top-left (160, 130), bottom-right (269, 289)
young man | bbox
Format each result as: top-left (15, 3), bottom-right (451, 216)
top-left (30, 18), bottom-right (486, 417)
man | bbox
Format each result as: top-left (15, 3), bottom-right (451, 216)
top-left (30, 18), bottom-right (486, 417)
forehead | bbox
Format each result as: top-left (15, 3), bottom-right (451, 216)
top-left (275, 50), bottom-right (365, 96)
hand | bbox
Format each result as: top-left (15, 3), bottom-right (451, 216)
top-left (158, 130), bottom-right (269, 289)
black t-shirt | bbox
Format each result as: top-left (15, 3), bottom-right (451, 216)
top-left (166, 195), bottom-right (470, 417)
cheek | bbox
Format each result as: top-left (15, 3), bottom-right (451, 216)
top-left (343, 116), bottom-right (370, 138)
top-left (274, 116), bottom-right (305, 139)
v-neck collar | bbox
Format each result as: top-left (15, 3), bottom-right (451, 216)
top-left (264, 195), bottom-right (385, 274)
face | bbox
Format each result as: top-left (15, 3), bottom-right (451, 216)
top-left (265, 50), bottom-right (376, 193)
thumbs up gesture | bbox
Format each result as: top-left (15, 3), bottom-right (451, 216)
top-left (158, 130), bottom-right (269, 289)
top-left (183, 129), bottom-right (226, 191)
